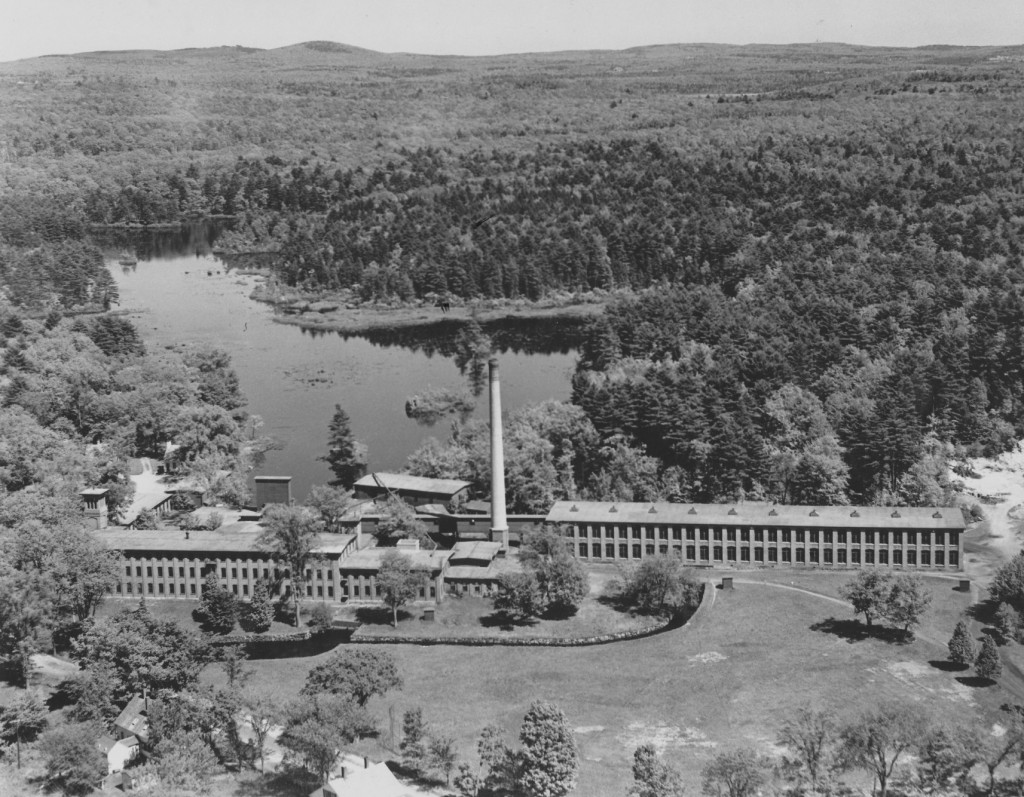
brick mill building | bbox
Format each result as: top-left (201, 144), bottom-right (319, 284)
top-left (547, 501), bottom-right (965, 570)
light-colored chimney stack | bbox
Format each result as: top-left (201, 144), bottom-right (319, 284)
top-left (489, 358), bottom-right (509, 550)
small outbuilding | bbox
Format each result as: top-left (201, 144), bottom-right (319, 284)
top-left (353, 472), bottom-right (471, 507)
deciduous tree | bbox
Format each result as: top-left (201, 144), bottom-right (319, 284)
top-left (701, 748), bottom-right (769, 797)
top-left (629, 743), bottom-right (685, 797)
top-left (494, 571), bottom-right (543, 623)
top-left (882, 574), bottom-right (932, 639)
top-left (257, 504), bottom-right (324, 626)
top-left (377, 549), bottom-right (421, 627)
top-left (839, 702), bottom-right (930, 797)
top-left (301, 647), bottom-right (402, 706)
top-left (777, 707), bottom-right (840, 794)
top-left (840, 570), bottom-right (892, 628)
top-left (38, 722), bottom-right (106, 795)
top-left (518, 700), bottom-right (579, 797)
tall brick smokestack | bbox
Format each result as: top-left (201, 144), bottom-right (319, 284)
top-left (489, 358), bottom-right (509, 549)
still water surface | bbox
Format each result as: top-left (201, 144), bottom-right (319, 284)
top-left (102, 224), bottom-right (581, 501)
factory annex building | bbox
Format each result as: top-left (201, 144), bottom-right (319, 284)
top-left (548, 501), bottom-right (964, 569)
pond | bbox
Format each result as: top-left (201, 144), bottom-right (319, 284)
top-left (100, 223), bottom-right (582, 501)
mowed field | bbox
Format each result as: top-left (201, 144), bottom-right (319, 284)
top-left (203, 570), bottom-right (1011, 797)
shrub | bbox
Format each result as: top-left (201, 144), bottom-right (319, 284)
top-left (205, 511), bottom-right (223, 530)
top-left (307, 603), bottom-right (334, 633)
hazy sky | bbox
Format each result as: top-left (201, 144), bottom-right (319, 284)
top-left (1, 0), bottom-right (1022, 63)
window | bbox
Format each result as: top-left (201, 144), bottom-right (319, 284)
top-left (796, 549), bottom-right (805, 563)
top-left (327, 586), bottom-right (334, 598)
top-left (633, 544), bottom-right (642, 558)
top-left (190, 584), bottom-right (196, 594)
top-left (907, 550), bottom-right (916, 565)
top-left (147, 583), bottom-right (154, 594)
top-left (116, 583), bottom-right (122, 594)
top-left (892, 532), bottom-right (902, 544)
top-left (179, 567), bottom-right (185, 577)
top-left (659, 528), bottom-right (668, 540)
top-left (317, 586), bottom-right (323, 597)
top-left (950, 551), bottom-right (959, 567)
top-left (878, 531), bottom-right (888, 545)
top-left (126, 582), bottom-right (133, 594)
top-left (147, 567), bottom-right (153, 577)
top-left (220, 568), bottom-right (226, 578)
top-left (769, 530), bottom-right (779, 543)
top-left (579, 543), bottom-right (588, 557)
top-left (740, 548), bottom-right (749, 562)
top-left (851, 549), bottom-right (861, 564)
top-left (936, 532), bottom-right (945, 545)
top-left (232, 585), bottom-right (238, 595)
top-left (686, 528), bottom-right (695, 540)
top-left (156, 567), bottom-right (163, 577)
top-left (727, 529), bottom-right (736, 541)
top-left (865, 531), bottom-right (874, 544)
top-left (125, 565), bottom-right (131, 576)
top-left (865, 549), bottom-right (874, 564)
top-left (168, 584), bottom-right (174, 594)
top-left (306, 586), bottom-right (313, 596)
top-left (892, 551), bottom-right (902, 565)
top-left (823, 549), bottom-right (832, 564)
top-left (580, 526), bottom-right (589, 537)
top-left (851, 531), bottom-right (860, 544)
top-left (713, 546), bottom-right (723, 561)
top-left (592, 544), bottom-right (601, 558)
top-left (754, 529), bottom-right (763, 542)
top-left (823, 531), bottom-right (832, 544)
top-left (713, 529), bottom-right (723, 541)
top-left (920, 531), bottom-right (931, 545)
top-left (241, 567), bottom-right (248, 578)
top-left (879, 550), bottom-right (889, 565)
top-left (727, 547), bottom-right (737, 561)
top-left (906, 532), bottom-right (916, 545)
top-left (796, 531), bottom-right (805, 543)
top-left (317, 569), bottom-right (323, 580)
top-left (263, 568), bottom-right (270, 579)
top-left (809, 531), bottom-right (818, 544)
top-left (672, 528), bottom-right (682, 540)
top-left (646, 527), bottom-right (655, 540)
top-left (699, 528), bottom-right (709, 541)
top-left (768, 548), bottom-right (778, 562)
top-left (305, 569), bottom-right (312, 580)
top-left (809, 549), bottom-right (819, 563)
top-left (837, 549), bottom-right (846, 564)
top-left (921, 550), bottom-right (931, 565)
top-left (686, 546), bottom-right (696, 560)
top-left (836, 531), bottom-right (846, 544)
top-left (136, 566), bottom-right (142, 576)
top-left (779, 548), bottom-right (789, 562)
top-left (606, 544), bottom-right (615, 558)
top-left (619, 544), bottom-right (628, 558)
top-left (754, 548), bottom-right (764, 562)
top-left (659, 545), bottom-right (668, 555)
top-left (700, 546), bottom-right (709, 561)
top-left (740, 529), bottom-right (749, 542)
top-left (189, 567), bottom-right (195, 578)
top-left (646, 544), bottom-right (655, 555)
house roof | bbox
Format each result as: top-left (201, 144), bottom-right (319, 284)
top-left (311, 755), bottom-right (415, 797)
top-left (545, 501), bottom-right (966, 530)
top-left (353, 472), bottom-right (471, 497)
top-left (114, 696), bottom-right (150, 741)
top-left (98, 527), bottom-right (356, 556)
top-left (96, 735), bottom-right (118, 754)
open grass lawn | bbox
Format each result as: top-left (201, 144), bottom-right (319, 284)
top-left (204, 572), bottom-right (1015, 797)
top-left (344, 568), bottom-right (653, 640)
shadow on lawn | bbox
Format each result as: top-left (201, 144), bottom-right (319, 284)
top-left (353, 606), bottom-right (414, 626)
top-left (480, 612), bottom-right (538, 631)
top-left (810, 617), bottom-right (910, 644)
top-left (232, 764), bottom-right (317, 797)
top-left (956, 675), bottom-right (997, 688)
top-left (929, 659), bottom-right (971, 673)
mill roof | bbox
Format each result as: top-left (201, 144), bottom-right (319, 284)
top-left (98, 527), bottom-right (356, 556)
top-left (545, 501), bottom-right (965, 530)
top-left (353, 472), bottom-right (471, 496)
top-left (338, 546), bottom-right (453, 572)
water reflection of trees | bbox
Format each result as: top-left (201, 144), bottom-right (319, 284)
top-left (91, 220), bottom-right (232, 261)
top-left (314, 316), bottom-right (585, 358)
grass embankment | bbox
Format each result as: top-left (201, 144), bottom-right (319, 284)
top-left (202, 571), bottom-right (1006, 797)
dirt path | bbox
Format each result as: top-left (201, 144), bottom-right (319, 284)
top-left (957, 445), bottom-right (1024, 588)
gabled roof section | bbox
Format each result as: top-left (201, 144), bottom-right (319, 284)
top-left (353, 472), bottom-right (471, 497)
top-left (546, 501), bottom-right (966, 530)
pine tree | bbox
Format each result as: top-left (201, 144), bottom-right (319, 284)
top-left (975, 635), bottom-right (1002, 681)
top-left (245, 581), bottom-right (274, 633)
top-left (199, 572), bottom-right (238, 634)
top-left (320, 405), bottom-right (367, 488)
top-left (401, 707), bottom-right (428, 773)
top-left (994, 602), bottom-right (1020, 645)
top-left (947, 620), bottom-right (976, 667)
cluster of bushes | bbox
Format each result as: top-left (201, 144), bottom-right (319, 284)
top-left (192, 573), bottom-right (274, 634)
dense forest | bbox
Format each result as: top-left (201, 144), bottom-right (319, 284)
top-left (3, 41), bottom-right (1024, 512)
